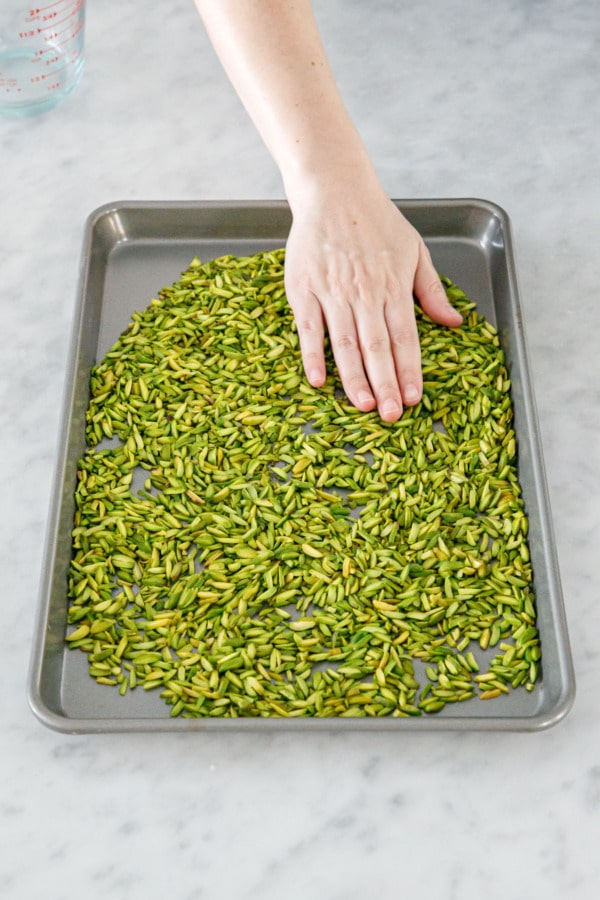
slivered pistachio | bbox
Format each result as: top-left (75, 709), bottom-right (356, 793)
top-left (66, 251), bottom-right (540, 717)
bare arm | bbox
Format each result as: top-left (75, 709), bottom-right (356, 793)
top-left (195, 0), bottom-right (462, 421)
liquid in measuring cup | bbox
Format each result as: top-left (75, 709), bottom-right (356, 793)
top-left (0, 1), bottom-right (85, 117)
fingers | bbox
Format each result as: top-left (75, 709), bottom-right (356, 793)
top-left (382, 302), bottom-right (423, 409)
top-left (349, 308), bottom-right (408, 421)
top-left (285, 284), bottom-right (327, 388)
top-left (322, 304), bottom-right (380, 415)
top-left (288, 282), bottom-right (423, 422)
top-left (285, 235), bottom-right (462, 422)
top-left (327, 300), bottom-right (423, 422)
top-left (414, 243), bottom-right (463, 327)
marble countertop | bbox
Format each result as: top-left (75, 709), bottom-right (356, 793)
top-left (2, 1), bottom-right (599, 897)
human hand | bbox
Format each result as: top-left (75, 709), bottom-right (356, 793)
top-left (284, 185), bottom-right (463, 422)
top-left (194, 0), bottom-right (461, 416)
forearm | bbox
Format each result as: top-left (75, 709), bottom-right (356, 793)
top-left (194, 0), bottom-right (379, 206)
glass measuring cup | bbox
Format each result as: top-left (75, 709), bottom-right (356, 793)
top-left (0, 1), bottom-right (85, 117)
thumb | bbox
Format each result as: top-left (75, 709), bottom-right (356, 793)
top-left (413, 243), bottom-right (463, 327)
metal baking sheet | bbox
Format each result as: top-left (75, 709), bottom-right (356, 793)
top-left (28, 199), bottom-right (575, 733)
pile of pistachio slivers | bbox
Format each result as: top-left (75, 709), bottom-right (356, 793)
top-left (66, 248), bottom-right (540, 718)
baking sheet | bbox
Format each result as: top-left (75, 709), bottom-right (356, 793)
top-left (28, 199), bottom-right (575, 732)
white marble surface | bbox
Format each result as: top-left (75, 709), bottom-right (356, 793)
top-left (1, 1), bottom-right (599, 897)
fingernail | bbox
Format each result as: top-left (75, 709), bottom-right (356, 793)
top-left (382, 398), bottom-right (401, 416)
top-left (309, 368), bottom-right (324, 386)
top-left (358, 390), bottom-right (375, 406)
top-left (404, 384), bottom-right (420, 404)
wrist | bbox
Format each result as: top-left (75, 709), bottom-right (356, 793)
top-left (283, 149), bottom-right (383, 214)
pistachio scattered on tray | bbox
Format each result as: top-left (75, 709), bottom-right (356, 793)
top-left (65, 248), bottom-right (541, 718)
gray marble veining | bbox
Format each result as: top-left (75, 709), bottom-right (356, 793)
top-left (1, 1), bottom-right (599, 898)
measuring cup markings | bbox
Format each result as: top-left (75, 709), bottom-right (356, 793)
top-left (21, 2), bottom-right (83, 36)
top-left (24, 1), bottom-right (82, 21)
top-left (1, 0), bottom-right (85, 114)
top-left (3, 5), bottom-right (82, 71)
